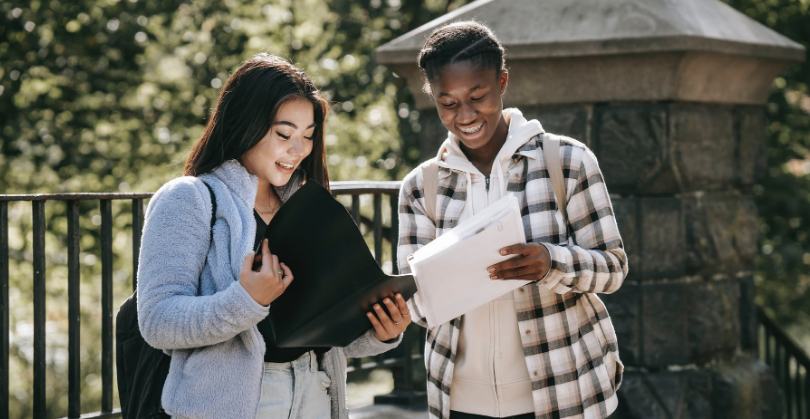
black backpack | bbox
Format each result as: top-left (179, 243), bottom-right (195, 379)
top-left (116, 182), bottom-right (216, 419)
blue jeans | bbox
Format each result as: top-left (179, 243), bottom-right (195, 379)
top-left (255, 350), bottom-right (331, 419)
top-left (171, 351), bottom-right (331, 419)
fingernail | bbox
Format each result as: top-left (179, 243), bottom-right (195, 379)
top-left (385, 299), bottom-right (391, 304)
top-left (375, 305), bottom-right (381, 310)
top-left (490, 274), bottom-right (498, 279)
top-left (500, 249), bottom-right (507, 255)
top-left (488, 267), bottom-right (495, 273)
top-left (366, 313), bottom-right (372, 317)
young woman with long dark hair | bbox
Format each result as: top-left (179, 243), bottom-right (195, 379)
top-left (137, 54), bottom-right (411, 419)
top-left (398, 22), bottom-right (628, 419)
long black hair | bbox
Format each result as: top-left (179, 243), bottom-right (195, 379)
top-left (184, 54), bottom-right (330, 189)
top-left (417, 21), bottom-right (507, 92)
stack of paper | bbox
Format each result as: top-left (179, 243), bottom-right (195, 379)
top-left (407, 195), bottom-right (530, 328)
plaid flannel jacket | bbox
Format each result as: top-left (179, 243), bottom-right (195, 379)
top-left (398, 134), bottom-right (628, 419)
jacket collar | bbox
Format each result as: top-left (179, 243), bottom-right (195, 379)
top-left (207, 159), bottom-right (259, 207)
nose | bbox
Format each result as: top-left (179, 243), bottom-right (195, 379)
top-left (287, 136), bottom-right (306, 157)
top-left (456, 102), bottom-right (477, 125)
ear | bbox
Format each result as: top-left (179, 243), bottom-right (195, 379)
top-left (499, 70), bottom-right (509, 95)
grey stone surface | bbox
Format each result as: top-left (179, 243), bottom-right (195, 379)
top-left (671, 105), bottom-right (737, 190)
top-left (641, 281), bottom-right (689, 366)
top-left (377, 1), bottom-right (804, 109)
top-left (640, 197), bottom-right (687, 279)
top-left (519, 104), bottom-right (763, 195)
top-left (611, 198), bottom-right (640, 283)
top-left (521, 105), bottom-right (591, 146)
top-left (608, 194), bottom-right (759, 281)
top-left (377, 0), bottom-right (805, 63)
top-left (595, 105), bottom-right (668, 194)
top-left (642, 280), bottom-right (740, 367)
top-left (686, 280), bottom-right (740, 364)
top-left (736, 107), bottom-right (767, 187)
top-left (683, 194), bottom-right (758, 274)
top-left (613, 359), bottom-right (779, 419)
top-left (712, 359), bottom-right (784, 419)
top-left (601, 285), bottom-right (641, 365)
top-left (614, 368), bottom-right (713, 419)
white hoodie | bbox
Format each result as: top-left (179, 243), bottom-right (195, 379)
top-left (437, 109), bottom-right (544, 417)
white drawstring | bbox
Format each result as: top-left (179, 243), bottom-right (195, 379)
top-left (465, 172), bottom-right (474, 216)
top-left (493, 157), bottom-right (507, 198)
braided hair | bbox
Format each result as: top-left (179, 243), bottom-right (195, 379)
top-left (417, 21), bottom-right (506, 93)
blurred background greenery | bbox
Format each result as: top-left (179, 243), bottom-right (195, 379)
top-left (0, 0), bottom-right (808, 418)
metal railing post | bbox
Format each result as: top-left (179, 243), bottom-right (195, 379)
top-left (67, 200), bottom-right (81, 418)
top-left (33, 201), bottom-right (46, 419)
top-left (0, 202), bottom-right (8, 419)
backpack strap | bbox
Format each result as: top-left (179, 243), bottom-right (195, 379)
top-left (201, 181), bottom-right (217, 241)
top-left (421, 158), bottom-right (439, 223)
top-left (543, 135), bottom-right (569, 227)
top-left (196, 181), bottom-right (217, 296)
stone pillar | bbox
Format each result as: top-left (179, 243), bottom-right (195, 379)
top-left (377, 1), bottom-right (805, 417)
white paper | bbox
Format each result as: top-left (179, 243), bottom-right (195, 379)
top-left (408, 195), bottom-right (531, 328)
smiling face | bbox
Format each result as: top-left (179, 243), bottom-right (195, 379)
top-left (240, 98), bottom-right (315, 187)
top-left (430, 61), bottom-right (508, 153)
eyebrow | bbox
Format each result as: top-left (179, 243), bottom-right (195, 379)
top-left (438, 84), bottom-right (482, 98)
top-left (273, 121), bottom-right (317, 129)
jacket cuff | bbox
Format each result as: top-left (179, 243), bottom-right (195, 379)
top-left (231, 279), bottom-right (271, 316)
top-left (537, 242), bottom-right (566, 290)
top-left (367, 328), bottom-right (403, 349)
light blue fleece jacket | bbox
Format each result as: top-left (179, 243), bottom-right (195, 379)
top-left (137, 160), bottom-right (401, 419)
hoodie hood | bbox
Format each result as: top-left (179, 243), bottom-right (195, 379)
top-left (437, 108), bottom-right (545, 177)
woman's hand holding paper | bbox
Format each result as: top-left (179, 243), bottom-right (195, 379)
top-left (367, 293), bottom-right (411, 341)
top-left (487, 242), bottom-right (551, 281)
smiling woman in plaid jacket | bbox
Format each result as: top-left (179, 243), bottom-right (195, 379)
top-left (397, 21), bottom-right (628, 419)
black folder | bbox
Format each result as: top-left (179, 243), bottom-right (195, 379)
top-left (262, 180), bottom-right (417, 348)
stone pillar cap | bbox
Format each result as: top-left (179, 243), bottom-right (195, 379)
top-left (376, 0), bottom-right (805, 108)
top-left (377, 0), bottom-right (804, 63)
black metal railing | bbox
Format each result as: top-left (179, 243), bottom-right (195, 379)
top-left (758, 305), bottom-right (810, 419)
top-left (0, 181), bottom-right (424, 419)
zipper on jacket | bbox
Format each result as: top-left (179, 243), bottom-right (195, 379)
top-left (485, 177), bottom-right (490, 192)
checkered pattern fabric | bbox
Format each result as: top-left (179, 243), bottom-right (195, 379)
top-left (398, 134), bottom-right (628, 419)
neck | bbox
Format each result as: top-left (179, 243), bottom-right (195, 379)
top-left (459, 114), bottom-right (510, 173)
top-left (254, 179), bottom-right (279, 209)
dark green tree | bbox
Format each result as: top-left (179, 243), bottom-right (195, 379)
top-left (721, 0), bottom-right (810, 337)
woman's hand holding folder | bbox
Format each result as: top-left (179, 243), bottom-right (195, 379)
top-left (240, 239), bottom-right (294, 306)
top-left (367, 293), bottom-right (411, 342)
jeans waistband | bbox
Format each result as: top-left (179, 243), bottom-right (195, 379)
top-left (263, 350), bottom-right (319, 373)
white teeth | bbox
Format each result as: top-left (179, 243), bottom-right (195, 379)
top-left (459, 122), bottom-right (483, 134)
top-left (277, 162), bottom-right (294, 169)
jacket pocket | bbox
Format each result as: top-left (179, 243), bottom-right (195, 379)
top-left (316, 371), bottom-right (331, 391)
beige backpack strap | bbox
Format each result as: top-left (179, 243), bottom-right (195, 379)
top-left (543, 135), bottom-right (568, 226)
top-left (421, 158), bottom-right (439, 223)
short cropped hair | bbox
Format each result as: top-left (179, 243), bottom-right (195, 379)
top-left (417, 21), bottom-right (506, 93)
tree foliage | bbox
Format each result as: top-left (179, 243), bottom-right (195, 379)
top-left (721, 0), bottom-right (810, 333)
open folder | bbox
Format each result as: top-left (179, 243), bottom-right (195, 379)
top-left (407, 195), bottom-right (531, 328)
top-left (262, 180), bottom-right (417, 348)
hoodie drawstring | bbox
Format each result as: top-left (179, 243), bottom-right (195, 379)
top-left (465, 172), bottom-right (474, 216)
